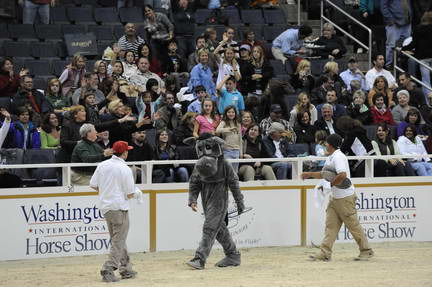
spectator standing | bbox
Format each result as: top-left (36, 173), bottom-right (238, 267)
top-left (216, 48), bottom-right (241, 88)
top-left (40, 112), bottom-right (60, 149)
top-left (0, 57), bottom-right (28, 99)
top-left (214, 26), bottom-right (240, 59)
top-left (381, 0), bottom-right (413, 68)
top-left (172, 0), bottom-right (196, 58)
top-left (59, 55), bottom-right (86, 97)
top-left (94, 61), bottom-right (108, 85)
top-left (187, 86), bottom-right (207, 114)
top-left (21, 0), bottom-right (55, 24)
top-left (117, 23), bottom-right (146, 58)
top-left (136, 91), bottom-right (156, 121)
top-left (193, 98), bottom-right (220, 137)
top-left (216, 75), bottom-right (245, 115)
top-left (272, 25), bottom-right (313, 64)
top-left (143, 5), bottom-right (174, 58)
top-left (240, 45), bottom-right (273, 97)
top-left (241, 110), bottom-right (255, 135)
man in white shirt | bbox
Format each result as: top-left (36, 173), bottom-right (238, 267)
top-left (365, 54), bottom-right (397, 90)
top-left (129, 57), bottom-right (164, 91)
top-left (301, 134), bottom-right (374, 261)
top-left (90, 141), bottom-right (138, 282)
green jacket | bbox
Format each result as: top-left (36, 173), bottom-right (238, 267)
top-left (71, 138), bottom-right (106, 174)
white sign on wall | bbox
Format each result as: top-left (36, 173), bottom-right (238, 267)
top-left (156, 189), bottom-right (301, 251)
top-left (307, 186), bottom-right (432, 245)
top-left (0, 194), bottom-right (149, 261)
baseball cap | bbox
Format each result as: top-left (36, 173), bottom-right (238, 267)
top-left (348, 56), bottom-right (357, 63)
top-left (239, 44), bottom-right (251, 51)
top-left (270, 104), bottom-right (282, 113)
top-left (326, 134), bottom-right (343, 149)
top-left (112, 141), bottom-right (133, 154)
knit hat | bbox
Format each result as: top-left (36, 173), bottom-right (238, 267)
top-left (326, 133), bottom-right (343, 149)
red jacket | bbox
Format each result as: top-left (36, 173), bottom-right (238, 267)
top-left (0, 74), bottom-right (20, 98)
top-left (371, 106), bottom-right (395, 125)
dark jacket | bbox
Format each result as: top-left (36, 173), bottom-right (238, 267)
top-left (316, 103), bottom-right (347, 121)
top-left (347, 104), bottom-right (373, 125)
top-left (0, 73), bottom-right (20, 98)
top-left (314, 35), bottom-right (347, 59)
top-left (262, 135), bottom-right (296, 158)
top-left (71, 138), bottom-right (106, 174)
top-left (294, 123), bottom-right (317, 144)
top-left (100, 113), bottom-right (152, 144)
top-left (402, 24), bottom-right (432, 60)
top-left (313, 118), bottom-right (343, 136)
top-left (12, 89), bottom-right (50, 114)
top-left (172, 7), bottom-right (196, 36)
top-left (239, 60), bottom-right (273, 95)
top-left (340, 126), bottom-right (373, 156)
top-left (290, 73), bottom-right (315, 95)
top-left (173, 124), bottom-right (194, 146)
top-left (241, 135), bottom-right (270, 167)
top-left (127, 140), bottom-right (154, 162)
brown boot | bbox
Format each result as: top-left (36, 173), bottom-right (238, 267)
top-left (354, 250), bottom-right (374, 261)
top-left (309, 253), bottom-right (331, 262)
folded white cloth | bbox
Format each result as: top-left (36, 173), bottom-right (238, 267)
top-left (313, 179), bottom-right (331, 208)
top-left (133, 186), bottom-right (144, 204)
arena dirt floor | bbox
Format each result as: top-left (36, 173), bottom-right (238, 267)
top-left (1, 242), bottom-right (431, 287)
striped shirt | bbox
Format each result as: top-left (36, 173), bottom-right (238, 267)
top-left (117, 35), bottom-right (146, 57)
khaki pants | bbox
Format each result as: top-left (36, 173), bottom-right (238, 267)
top-left (102, 210), bottom-right (133, 273)
top-left (320, 194), bottom-right (371, 258)
top-left (271, 47), bottom-right (287, 64)
top-left (238, 165), bottom-right (276, 181)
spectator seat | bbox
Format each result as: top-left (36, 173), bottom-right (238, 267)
top-left (119, 7), bottom-right (144, 23)
top-left (67, 7), bottom-right (96, 24)
top-left (8, 24), bottom-right (38, 41)
top-left (50, 6), bottom-right (70, 24)
top-left (88, 25), bottom-right (115, 41)
top-left (35, 24), bottom-right (63, 41)
top-left (263, 8), bottom-right (286, 25)
top-left (240, 9), bottom-right (265, 25)
top-left (94, 7), bottom-right (120, 24)
top-left (3, 41), bottom-right (32, 60)
top-left (31, 42), bottom-right (59, 59)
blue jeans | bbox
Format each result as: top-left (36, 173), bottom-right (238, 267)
top-left (153, 167), bottom-right (189, 183)
top-left (411, 161), bottom-right (432, 176)
top-left (271, 161), bottom-right (292, 180)
top-left (385, 24), bottom-right (411, 66)
top-left (224, 149), bottom-right (240, 173)
top-left (419, 58), bottom-right (432, 100)
top-left (23, 0), bottom-right (49, 24)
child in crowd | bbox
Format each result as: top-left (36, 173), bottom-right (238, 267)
top-left (314, 130), bottom-right (328, 169)
top-left (216, 105), bottom-right (242, 172)
top-left (216, 75), bottom-right (245, 115)
top-left (193, 98), bottom-right (220, 138)
top-left (136, 91), bottom-right (156, 121)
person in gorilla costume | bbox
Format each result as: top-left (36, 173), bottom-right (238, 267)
top-left (186, 133), bottom-right (245, 270)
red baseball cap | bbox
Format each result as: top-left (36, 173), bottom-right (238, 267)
top-left (112, 141), bottom-right (133, 154)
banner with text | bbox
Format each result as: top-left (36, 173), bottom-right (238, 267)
top-left (0, 195), bottom-right (149, 260)
top-left (306, 186), bottom-right (432, 245)
top-left (156, 189), bottom-right (301, 251)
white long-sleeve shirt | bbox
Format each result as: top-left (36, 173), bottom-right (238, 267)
top-left (0, 118), bottom-right (11, 149)
top-left (90, 155), bottom-right (135, 215)
top-left (397, 135), bottom-right (430, 162)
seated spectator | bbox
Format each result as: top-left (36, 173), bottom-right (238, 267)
top-left (13, 75), bottom-right (49, 124)
top-left (322, 61), bottom-right (346, 97)
top-left (239, 124), bottom-right (276, 181)
top-left (59, 54), bottom-right (86, 97)
top-left (313, 23), bottom-right (346, 59)
top-left (262, 122), bottom-right (295, 179)
top-left (294, 110), bottom-right (317, 144)
top-left (365, 54), bottom-right (397, 90)
top-left (174, 112), bottom-right (196, 146)
top-left (397, 108), bottom-right (427, 137)
top-left (392, 90), bottom-right (420, 124)
top-left (154, 92), bottom-right (182, 130)
top-left (81, 93), bottom-right (100, 125)
top-left (240, 29), bottom-right (266, 52)
top-left (152, 128), bottom-right (189, 183)
top-left (117, 23), bottom-right (146, 58)
top-left (193, 98), bottom-right (220, 137)
top-left (241, 110), bottom-right (255, 135)
top-left (289, 93), bottom-right (318, 127)
top-left (260, 104), bottom-right (295, 143)
top-left (45, 78), bottom-right (70, 115)
top-left (372, 123), bottom-right (415, 176)
top-left (216, 48), bottom-right (241, 88)
top-left (110, 61), bottom-right (128, 83)
top-left (136, 91), bottom-right (156, 121)
top-left (395, 72), bottom-right (428, 110)
top-left (187, 85), bottom-right (207, 114)
top-left (188, 49), bottom-right (216, 98)
top-left (0, 109), bottom-right (11, 148)
top-left (97, 131), bottom-right (111, 149)
top-left (314, 130), bottom-right (327, 169)
top-left (72, 72), bottom-right (105, 106)
top-left (272, 25), bottom-right (313, 64)
top-left (71, 123), bottom-right (113, 185)
top-left (347, 90), bottom-right (372, 125)
top-left (216, 105), bottom-right (243, 172)
top-left (203, 27), bottom-right (218, 52)
top-left (8, 107), bottom-right (40, 149)
top-left (110, 50), bottom-right (137, 81)
top-left (290, 59), bottom-right (315, 95)
top-left (129, 57), bottom-right (164, 92)
top-left (94, 60), bottom-right (108, 85)
top-left (40, 112), bottom-right (60, 149)
top-left (143, 5), bottom-right (174, 58)
top-left (162, 40), bottom-right (189, 89)
top-left (313, 103), bottom-right (342, 136)
top-left (367, 75), bottom-right (395, 107)
top-left (311, 75), bottom-right (334, 106)
top-left (316, 89), bottom-right (347, 120)
top-left (342, 79), bottom-right (362, 107)
top-left (127, 130), bottom-right (153, 162)
top-left (214, 26), bottom-right (240, 59)
top-left (137, 43), bottom-right (163, 77)
top-left (397, 124), bottom-right (432, 176)
top-left (216, 75), bottom-right (245, 115)
top-left (238, 44), bottom-right (251, 66)
top-left (187, 36), bottom-right (218, 73)
top-left (339, 57), bottom-right (367, 92)
top-left (370, 93), bottom-right (396, 125)
top-left (0, 57), bottom-right (28, 98)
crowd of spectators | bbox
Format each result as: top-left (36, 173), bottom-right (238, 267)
top-left (0, 0), bottom-right (432, 186)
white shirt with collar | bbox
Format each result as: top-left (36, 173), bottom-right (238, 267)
top-left (90, 155), bottom-right (135, 215)
top-left (325, 119), bottom-right (335, 134)
top-left (324, 149), bottom-right (355, 199)
top-left (365, 67), bottom-right (396, 90)
top-left (273, 140), bottom-right (283, 158)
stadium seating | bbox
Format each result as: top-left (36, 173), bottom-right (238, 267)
top-left (30, 42), bottom-right (60, 59)
top-left (8, 24), bottom-right (38, 41)
top-left (67, 7), bottom-right (96, 24)
top-left (35, 24), bottom-right (63, 41)
top-left (50, 6), bottom-right (70, 24)
top-left (119, 7), bottom-right (144, 23)
top-left (88, 25), bottom-right (115, 41)
top-left (94, 7), bottom-right (120, 24)
top-left (240, 9), bottom-right (265, 25)
top-left (4, 41), bottom-right (32, 59)
top-left (263, 8), bottom-right (286, 25)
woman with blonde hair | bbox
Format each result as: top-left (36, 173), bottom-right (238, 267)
top-left (314, 23), bottom-right (346, 59)
top-left (367, 75), bottom-right (394, 107)
top-left (59, 54), bottom-right (86, 97)
top-left (94, 60), bottom-right (108, 84)
top-left (290, 59), bottom-right (315, 94)
top-left (289, 92), bottom-right (317, 127)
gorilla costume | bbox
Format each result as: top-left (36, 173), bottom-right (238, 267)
top-left (186, 133), bottom-right (245, 270)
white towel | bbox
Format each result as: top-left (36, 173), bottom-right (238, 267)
top-left (133, 186), bottom-right (144, 204)
top-left (313, 179), bottom-right (331, 208)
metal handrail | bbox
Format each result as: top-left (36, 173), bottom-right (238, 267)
top-left (394, 48), bottom-right (432, 93)
top-left (297, 0), bottom-right (301, 26)
top-left (321, 0), bottom-right (372, 69)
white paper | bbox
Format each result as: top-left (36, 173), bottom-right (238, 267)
top-left (351, 137), bottom-right (367, 156)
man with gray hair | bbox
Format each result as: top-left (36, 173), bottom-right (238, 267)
top-left (314, 103), bottom-right (343, 135)
top-left (71, 123), bottom-right (113, 185)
